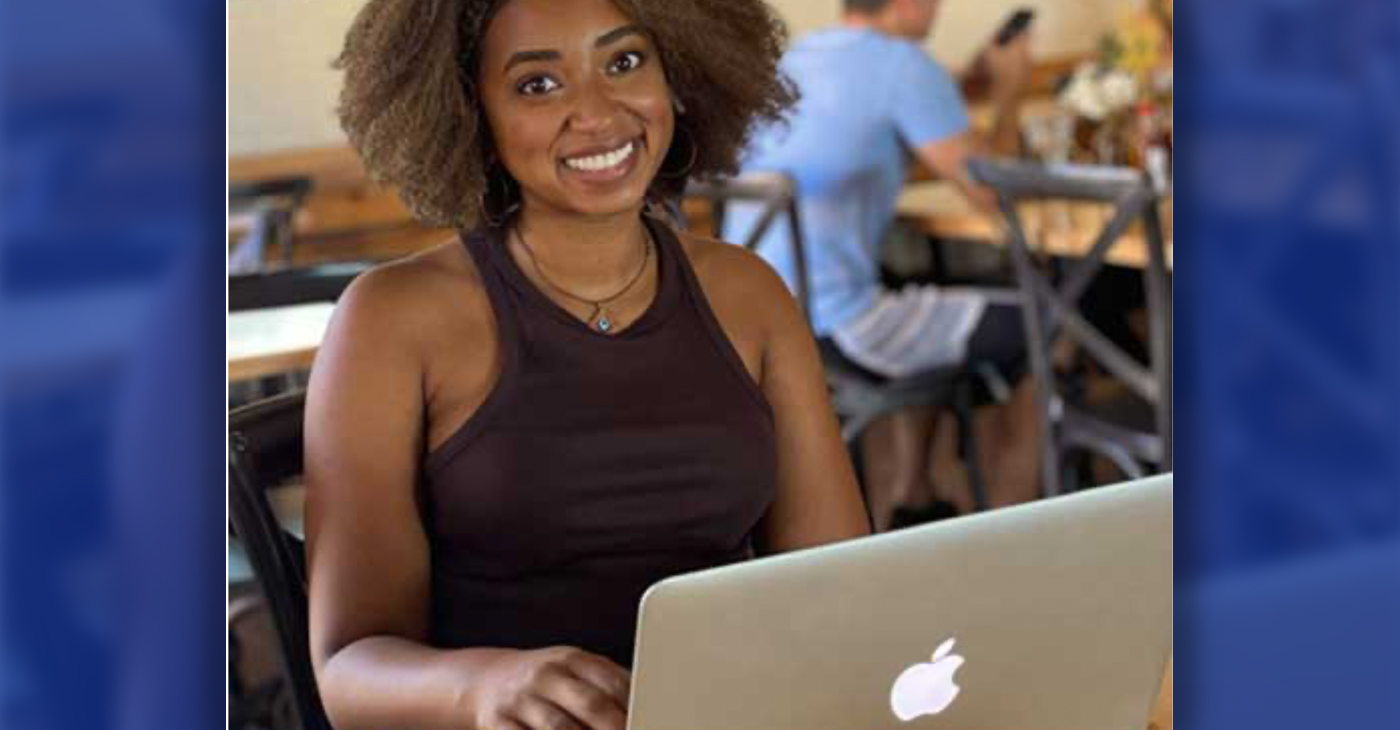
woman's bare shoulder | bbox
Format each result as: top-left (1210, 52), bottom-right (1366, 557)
top-left (327, 236), bottom-right (493, 355)
top-left (677, 228), bottom-right (797, 315)
top-left (674, 227), bottom-right (808, 380)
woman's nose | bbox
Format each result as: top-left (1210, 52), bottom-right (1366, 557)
top-left (567, 80), bottom-right (621, 134)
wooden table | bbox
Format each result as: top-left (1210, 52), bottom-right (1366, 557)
top-left (896, 181), bottom-right (1173, 271)
top-left (227, 302), bottom-right (335, 381)
top-left (229, 145), bottom-right (449, 267)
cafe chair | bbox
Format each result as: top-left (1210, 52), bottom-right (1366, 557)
top-left (968, 158), bottom-right (1172, 496)
top-left (229, 391), bottom-right (333, 730)
top-left (697, 174), bottom-right (993, 515)
top-left (229, 176), bottom-right (314, 272)
top-left (686, 174), bottom-right (811, 315)
top-left (229, 590), bottom-right (298, 730)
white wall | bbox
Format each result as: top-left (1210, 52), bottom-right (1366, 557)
top-left (228, 0), bottom-right (361, 156)
top-left (927, 0), bottom-right (1119, 66)
top-left (228, 0), bottom-right (1121, 156)
top-left (766, 0), bottom-right (1120, 68)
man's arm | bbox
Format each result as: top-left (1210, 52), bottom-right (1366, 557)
top-left (915, 34), bottom-right (1034, 214)
top-left (916, 132), bottom-right (999, 213)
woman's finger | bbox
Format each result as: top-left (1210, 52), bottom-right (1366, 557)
top-left (543, 673), bottom-right (627, 730)
top-left (514, 696), bottom-right (585, 730)
top-left (566, 653), bottom-right (632, 707)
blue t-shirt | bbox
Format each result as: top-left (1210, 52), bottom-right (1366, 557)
top-left (722, 27), bottom-right (969, 335)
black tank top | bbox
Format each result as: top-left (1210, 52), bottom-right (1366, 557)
top-left (423, 214), bottom-right (777, 667)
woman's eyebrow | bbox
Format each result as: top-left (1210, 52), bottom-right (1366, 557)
top-left (594, 24), bottom-right (644, 49)
top-left (504, 49), bottom-right (560, 74)
top-left (501, 26), bottom-right (641, 74)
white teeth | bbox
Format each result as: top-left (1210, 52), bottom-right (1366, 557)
top-left (564, 141), bottom-right (635, 172)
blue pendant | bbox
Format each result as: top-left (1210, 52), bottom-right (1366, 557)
top-left (596, 315), bottom-right (613, 333)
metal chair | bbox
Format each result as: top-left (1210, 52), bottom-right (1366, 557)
top-left (228, 391), bottom-right (333, 730)
top-left (697, 174), bottom-right (992, 514)
top-left (968, 158), bottom-right (1172, 496)
top-left (686, 174), bottom-right (811, 315)
top-left (229, 176), bottom-right (314, 272)
top-left (229, 589), bottom-right (298, 730)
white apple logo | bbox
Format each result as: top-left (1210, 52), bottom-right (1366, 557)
top-left (890, 638), bottom-right (966, 722)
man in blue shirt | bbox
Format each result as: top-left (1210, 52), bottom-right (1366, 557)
top-left (724, 0), bottom-right (1038, 529)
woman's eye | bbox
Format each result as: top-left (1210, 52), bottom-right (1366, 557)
top-left (608, 51), bottom-right (645, 75)
top-left (517, 76), bottom-right (560, 96)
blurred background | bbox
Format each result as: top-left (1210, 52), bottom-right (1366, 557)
top-left (230, 0), bottom-right (1140, 154)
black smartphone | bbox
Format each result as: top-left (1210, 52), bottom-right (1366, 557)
top-left (994, 8), bottom-right (1036, 46)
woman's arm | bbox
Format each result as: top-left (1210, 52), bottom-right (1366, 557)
top-left (751, 260), bottom-right (872, 552)
top-left (304, 262), bottom-right (629, 730)
top-left (305, 264), bottom-right (483, 730)
top-left (683, 236), bottom-right (868, 553)
top-left (686, 237), bottom-right (869, 552)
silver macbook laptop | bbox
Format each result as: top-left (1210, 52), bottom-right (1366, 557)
top-left (628, 474), bottom-right (1173, 730)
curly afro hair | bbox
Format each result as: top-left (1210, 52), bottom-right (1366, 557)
top-left (335, 0), bottom-right (797, 228)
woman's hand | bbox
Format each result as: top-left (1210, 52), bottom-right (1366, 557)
top-left (471, 647), bottom-right (632, 730)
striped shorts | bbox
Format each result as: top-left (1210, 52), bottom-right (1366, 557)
top-left (830, 286), bottom-right (1022, 379)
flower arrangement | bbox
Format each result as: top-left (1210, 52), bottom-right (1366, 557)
top-left (1055, 0), bottom-right (1173, 168)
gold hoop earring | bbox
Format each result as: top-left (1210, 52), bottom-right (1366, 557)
top-left (659, 125), bottom-right (698, 180)
top-left (478, 162), bottom-right (520, 228)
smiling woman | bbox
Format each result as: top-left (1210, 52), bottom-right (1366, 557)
top-left (336, 0), bottom-right (794, 227)
top-left (307, 1), bottom-right (870, 730)
top-left (475, 9), bottom-right (672, 225)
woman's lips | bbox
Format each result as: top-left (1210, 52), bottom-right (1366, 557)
top-left (559, 136), bottom-right (643, 184)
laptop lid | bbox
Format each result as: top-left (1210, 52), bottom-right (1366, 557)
top-left (628, 474), bottom-right (1173, 730)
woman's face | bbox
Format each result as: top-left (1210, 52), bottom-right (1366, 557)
top-left (477, 0), bottom-right (675, 220)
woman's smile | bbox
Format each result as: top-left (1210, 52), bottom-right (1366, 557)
top-left (559, 135), bottom-right (645, 184)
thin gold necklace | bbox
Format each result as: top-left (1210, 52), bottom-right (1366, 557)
top-left (513, 224), bottom-right (652, 334)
